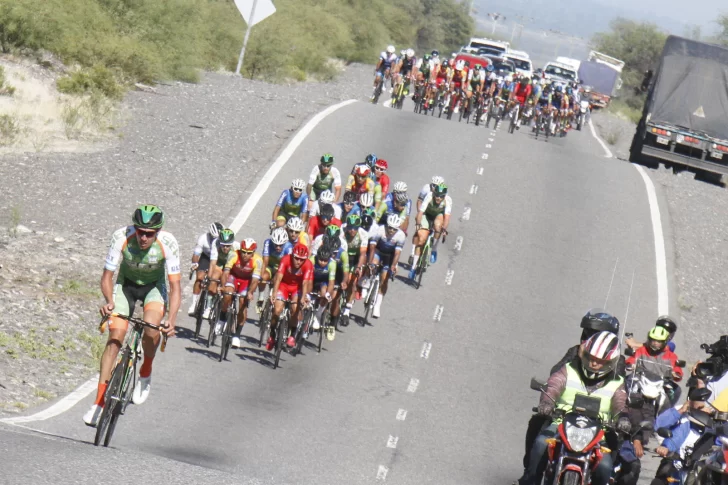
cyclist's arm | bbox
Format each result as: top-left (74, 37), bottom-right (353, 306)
top-left (271, 271), bottom-right (283, 299)
top-left (367, 240), bottom-right (377, 265)
top-left (373, 183), bottom-right (382, 210)
top-left (306, 165), bottom-right (318, 198)
top-left (332, 168), bottom-right (342, 202)
top-left (100, 269), bottom-right (115, 311)
top-left (442, 214), bottom-right (451, 232)
top-left (272, 191), bottom-right (286, 223)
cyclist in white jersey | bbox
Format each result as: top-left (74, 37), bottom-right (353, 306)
top-left (189, 222), bottom-right (222, 315)
top-left (411, 176), bottom-right (445, 265)
top-left (367, 214), bottom-right (405, 318)
top-left (409, 183), bottom-right (451, 280)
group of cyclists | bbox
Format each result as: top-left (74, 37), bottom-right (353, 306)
top-left (372, 45), bottom-right (586, 136)
top-left (83, 150), bottom-right (454, 427)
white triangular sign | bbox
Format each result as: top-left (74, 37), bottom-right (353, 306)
top-left (693, 105), bottom-right (706, 118)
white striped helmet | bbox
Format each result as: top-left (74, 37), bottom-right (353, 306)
top-left (359, 193), bottom-right (374, 208)
top-left (270, 228), bottom-right (289, 245)
top-left (319, 189), bottom-right (335, 205)
top-left (291, 178), bottom-right (306, 190)
top-left (580, 331), bottom-right (620, 379)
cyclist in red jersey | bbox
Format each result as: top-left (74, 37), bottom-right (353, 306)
top-left (268, 243), bottom-right (314, 350)
top-left (373, 159), bottom-right (390, 197)
top-left (307, 203), bottom-right (342, 240)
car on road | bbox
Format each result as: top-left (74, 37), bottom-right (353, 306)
top-left (504, 50), bottom-right (533, 78)
top-left (542, 61), bottom-right (578, 84)
top-left (454, 53), bottom-right (491, 71)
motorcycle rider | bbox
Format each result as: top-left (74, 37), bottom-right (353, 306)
top-left (625, 326), bottom-right (683, 382)
top-left (519, 331), bottom-right (630, 485)
top-left (626, 316), bottom-right (677, 353)
top-left (522, 309), bottom-right (622, 469)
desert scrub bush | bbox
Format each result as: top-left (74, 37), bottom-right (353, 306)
top-left (0, 66), bottom-right (16, 95)
top-left (57, 65), bottom-right (124, 99)
top-left (0, 113), bottom-right (21, 145)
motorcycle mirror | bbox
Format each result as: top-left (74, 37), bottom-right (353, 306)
top-left (676, 360), bottom-right (686, 368)
top-left (657, 427), bottom-right (673, 439)
top-left (530, 377), bottom-right (547, 392)
top-left (624, 347), bottom-right (636, 357)
top-left (688, 387), bottom-right (712, 402)
top-left (639, 420), bottom-right (654, 432)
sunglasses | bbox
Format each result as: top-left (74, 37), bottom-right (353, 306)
top-left (374, 167), bottom-right (386, 172)
top-left (240, 250), bottom-right (254, 255)
top-left (273, 244), bottom-right (284, 251)
top-left (292, 188), bottom-right (303, 193)
top-left (293, 256), bottom-right (307, 262)
top-left (135, 228), bottom-right (158, 238)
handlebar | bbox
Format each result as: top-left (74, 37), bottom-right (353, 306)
top-left (100, 313), bottom-right (169, 352)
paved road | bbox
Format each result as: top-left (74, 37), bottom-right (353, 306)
top-left (2, 99), bottom-right (675, 484)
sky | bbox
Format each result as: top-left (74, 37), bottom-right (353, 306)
top-left (596, 0), bottom-right (724, 31)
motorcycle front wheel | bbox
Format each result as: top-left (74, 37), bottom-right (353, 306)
top-left (560, 470), bottom-right (581, 485)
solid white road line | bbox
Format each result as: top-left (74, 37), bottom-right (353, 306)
top-left (0, 377), bottom-right (98, 424)
top-left (633, 166), bottom-right (670, 315)
top-left (588, 118), bottom-right (614, 159)
top-left (2, 98), bottom-right (359, 426)
top-left (586, 116), bottom-right (669, 315)
top-left (229, 99), bottom-right (357, 232)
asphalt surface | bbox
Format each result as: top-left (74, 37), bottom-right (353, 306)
top-left (2, 97), bottom-right (677, 484)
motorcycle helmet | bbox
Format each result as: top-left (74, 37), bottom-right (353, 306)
top-left (647, 326), bottom-right (670, 352)
top-left (580, 308), bottom-right (620, 342)
top-left (580, 331), bottom-right (620, 380)
top-left (656, 315), bottom-right (677, 336)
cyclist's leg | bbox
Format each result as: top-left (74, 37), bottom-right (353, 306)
top-left (207, 265), bottom-right (223, 311)
top-left (190, 254), bottom-right (210, 313)
top-left (220, 275), bottom-right (236, 327)
top-left (139, 284), bottom-right (165, 378)
top-left (414, 217), bottom-right (431, 258)
top-left (432, 214), bottom-right (445, 243)
top-left (235, 280), bottom-right (252, 337)
top-left (257, 267), bottom-right (272, 310)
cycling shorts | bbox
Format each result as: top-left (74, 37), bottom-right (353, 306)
top-left (419, 214), bottom-right (440, 230)
top-left (373, 250), bottom-right (395, 271)
top-left (110, 278), bottom-right (166, 331)
top-left (226, 275), bottom-right (251, 297)
top-left (196, 253), bottom-right (211, 272)
top-left (276, 282), bottom-right (301, 301)
top-left (264, 265), bottom-right (280, 280)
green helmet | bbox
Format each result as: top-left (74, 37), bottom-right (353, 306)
top-left (132, 205), bottom-right (164, 229)
top-left (648, 326), bottom-right (669, 341)
top-left (320, 153), bottom-right (334, 165)
top-left (219, 228), bottom-right (235, 245)
top-left (346, 214), bottom-right (362, 228)
top-left (362, 207), bottom-right (376, 218)
top-left (433, 183), bottom-right (448, 196)
top-left (325, 225), bottom-right (341, 238)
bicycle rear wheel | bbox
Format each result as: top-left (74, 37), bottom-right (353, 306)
top-left (364, 277), bottom-right (380, 325)
top-left (317, 310), bottom-right (326, 353)
top-left (258, 299), bottom-right (271, 347)
top-left (274, 313), bottom-right (287, 369)
top-left (194, 288), bottom-right (207, 338)
top-left (94, 347), bottom-right (130, 446)
top-left (416, 247), bottom-right (430, 289)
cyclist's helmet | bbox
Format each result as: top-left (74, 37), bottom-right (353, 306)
top-left (431, 175), bottom-right (445, 185)
top-left (455, 59), bottom-right (465, 70)
top-left (364, 153), bottom-right (378, 168)
top-left (406, 48), bottom-right (415, 58)
top-left (316, 245), bottom-right (332, 263)
top-left (431, 49), bottom-right (440, 58)
top-left (240, 238), bottom-right (257, 252)
top-left (132, 205), bottom-right (165, 229)
top-left (400, 49), bottom-right (406, 57)
top-left (361, 209), bottom-right (376, 230)
top-left (656, 315), bottom-right (677, 336)
top-left (359, 193), bottom-right (375, 208)
top-left (442, 59), bottom-right (451, 68)
top-left (433, 183), bottom-right (448, 196)
top-left (648, 326), bottom-right (670, 352)
top-left (291, 178), bottom-right (306, 191)
top-left (392, 181), bottom-right (407, 193)
top-left (375, 159), bottom-right (388, 171)
top-left (580, 331), bottom-right (620, 380)
top-left (208, 221), bottom-right (223, 238)
top-left (324, 232), bottom-right (342, 251)
top-left (286, 217), bottom-right (305, 232)
top-left (423, 54), bottom-right (432, 62)
top-left (346, 214), bottom-right (362, 229)
top-left (292, 243), bottom-right (309, 258)
top-left (486, 63), bottom-right (494, 72)
top-left (325, 225), bottom-right (341, 239)
top-left (354, 164), bottom-right (371, 177)
top-left (555, 85), bottom-right (563, 93)
top-left (319, 190), bottom-right (335, 205)
top-left (320, 153), bottom-right (334, 166)
top-left (580, 309), bottom-right (620, 342)
top-left (386, 45), bottom-right (396, 54)
top-left (394, 192), bottom-right (408, 204)
top-left (386, 214), bottom-right (402, 229)
top-left (566, 86), bottom-right (573, 95)
top-left (320, 204), bottom-right (335, 220)
top-left (270, 227), bottom-right (289, 245)
top-left (219, 228), bottom-right (235, 246)
top-left (343, 191), bottom-right (358, 204)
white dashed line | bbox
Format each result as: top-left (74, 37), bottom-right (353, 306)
top-left (377, 465), bottom-right (389, 481)
top-left (454, 236), bottom-right (463, 251)
top-left (396, 409), bottom-right (408, 421)
top-left (481, 153), bottom-right (489, 160)
top-left (407, 378), bottom-right (420, 392)
top-left (445, 269), bottom-right (454, 285)
top-left (433, 305), bottom-right (444, 321)
top-left (485, 144), bottom-right (492, 148)
top-left (421, 342), bottom-right (432, 359)
top-left (387, 435), bottom-right (399, 448)
top-left (488, 137), bottom-right (494, 142)
top-left (476, 167), bottom-right (484, 175)
top-left (490, 131), bottom-right (496, 136)
top-left (462, 207), bottom-right (471, 220)
top-left (469, 185), bottom-right (479, 194)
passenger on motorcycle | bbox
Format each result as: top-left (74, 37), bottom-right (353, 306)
top-left (519, 331), bottom-right (630, 485)
top-left (626, 316), bottom-right (677, 352)
top-left (625, 326), bottom-right (683, 382)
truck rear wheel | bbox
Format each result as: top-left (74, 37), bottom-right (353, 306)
top-left (694, 170), bottom-right (724, 186)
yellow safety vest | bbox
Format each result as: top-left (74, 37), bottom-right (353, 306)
top-left (556, 363), bottom-right (623, 422)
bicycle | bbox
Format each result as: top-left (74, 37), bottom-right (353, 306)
top-left (94, 313), bottom-right (168, 447)
top-left (412, 228), bottom-right (447, 290)
top-left (270, 298), bottom-right (296, 369)
top-left (485, 99), bottom-right (504, 129)
top-left (362, 264), bottom-right (382, 325)
top-left (192, 271), bottom-right (210, 338)
top-left (257, 289), bottom-right (273, 349)
top-left (371, 69), bottom-right (390, 105)
top-left (290, 294), bottom-right (317, 357)
top-left (534, 108), bottom-right (553, 141)
top-left (217, 294), bottom-right (238, 362)
top-left (507, 101), bottom-right (521, 134)
top-left (206, 287), bottom-right (223, 348)
top-left (391, 78), bottom-right (407, 110)
top-left (470, 92), bottom-right (485, 125)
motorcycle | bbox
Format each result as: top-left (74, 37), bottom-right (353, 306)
top-left (521, 100), bottom-right (535, 128)
top-left (625, 350), bottom-right (686, 421)
top-left (531, 378), bottom-right (616, 485)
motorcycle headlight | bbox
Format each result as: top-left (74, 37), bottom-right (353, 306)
top-left (565, 421), bottom-right (598, 452)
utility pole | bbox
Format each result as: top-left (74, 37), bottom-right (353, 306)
top-left (487, 12), bottom-right (505, 36)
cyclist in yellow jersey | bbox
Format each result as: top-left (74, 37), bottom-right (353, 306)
top-left (286, 217), bottom-right (310, 248)
top-left (221, 238), bottom-right (263, 349)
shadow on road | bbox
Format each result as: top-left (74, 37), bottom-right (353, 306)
top-left (184, 347), bottom-right (220, 361)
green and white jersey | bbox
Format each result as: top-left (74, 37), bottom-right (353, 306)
top-left (308, 165), bottom-right (342, 196)
top-left (105, 226), bottom-right (181, 285)
top-left (420, 193), bottom-right (453, 219)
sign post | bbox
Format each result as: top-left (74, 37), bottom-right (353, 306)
top-left (233, 0), bottom-right (276, 76)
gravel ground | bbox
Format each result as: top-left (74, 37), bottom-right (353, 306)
top-left (0, 63), bottom-right (372, 414)
top-left (592, 110), bottom-right (728, 364)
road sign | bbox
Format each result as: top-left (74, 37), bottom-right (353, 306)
top-left (234, 0), bottom-right (277, 75)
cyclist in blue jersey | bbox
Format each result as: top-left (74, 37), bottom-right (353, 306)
top-left (256, 227), bottom-right (292, 313)
top-left (339, 191), bottom-right (361, 222)
top-left (271, 178), bottom-right (309, 228)
top-left (367, 214), bottom-right (405, 318)
top-left (376, 181), bottom-right (410, 233)
top-left (372, 45), bottom-right (398, 100)
top-left (310, 245), bottom-right (337, 335)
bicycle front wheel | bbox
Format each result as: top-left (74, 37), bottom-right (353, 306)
top-left (259, 299), bottom-right (271, 348)
top-left (194, 289), bottom-right (207, 338)
top-left (274, 314), bottom-right (287, 369)
top-left (94, 347), bottom-right (130, 446)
